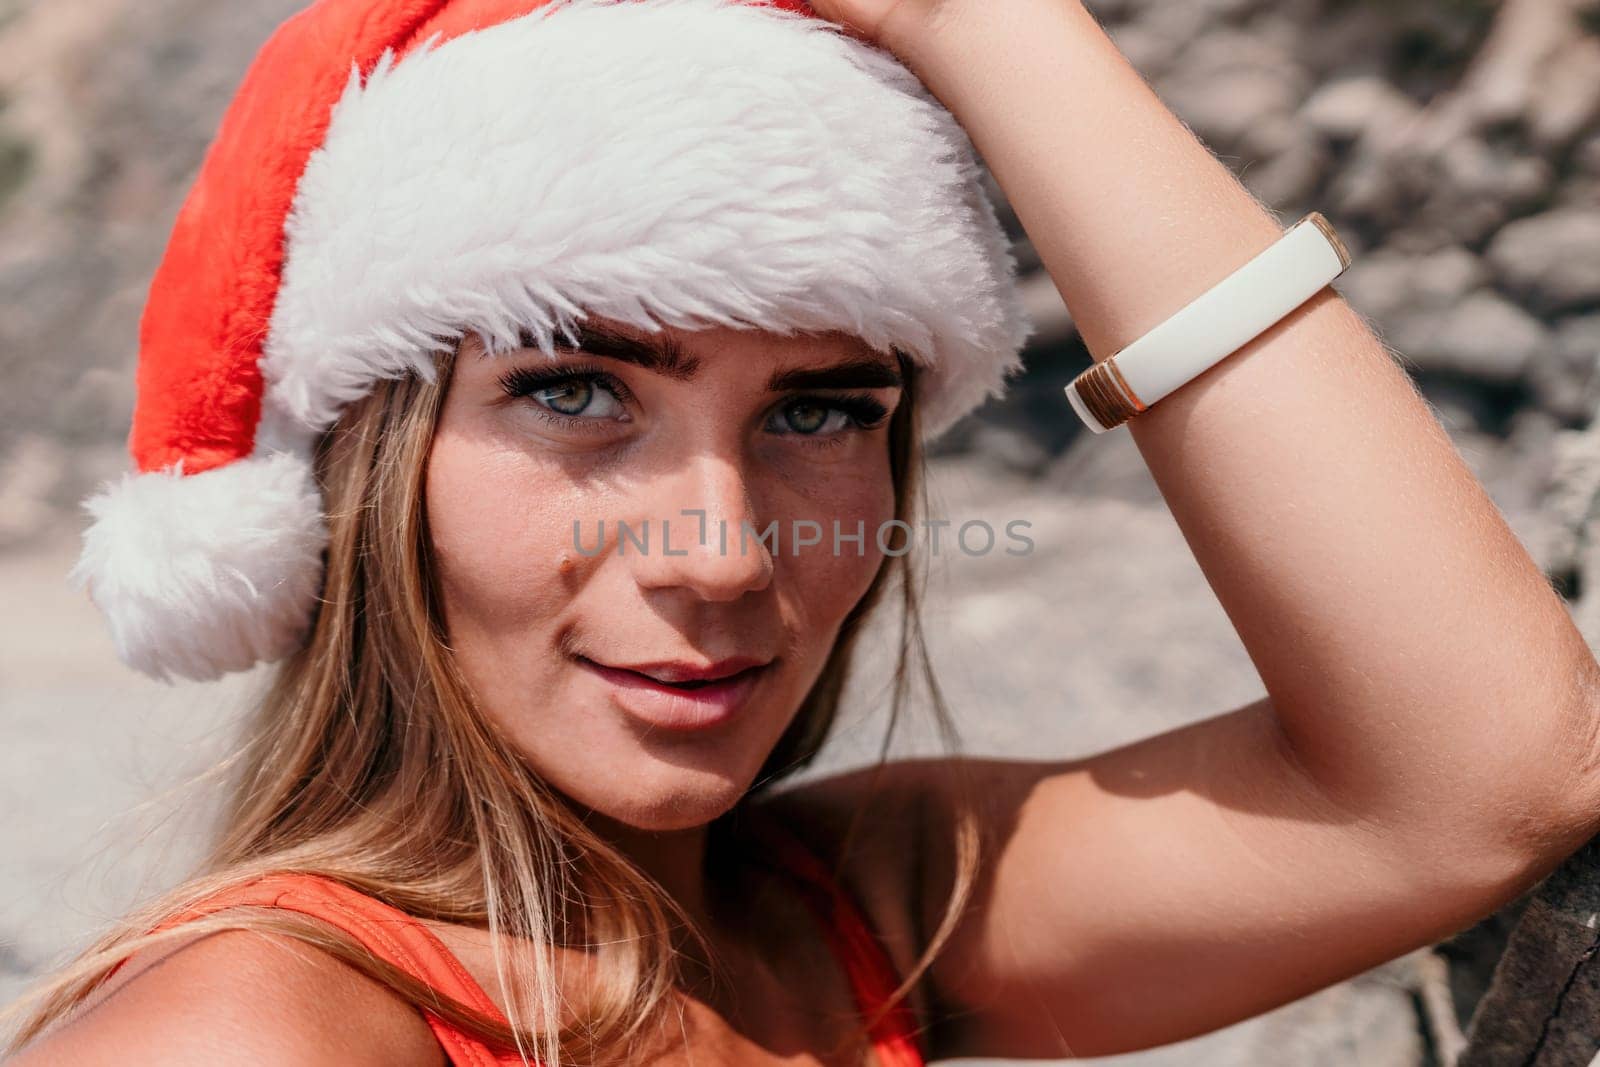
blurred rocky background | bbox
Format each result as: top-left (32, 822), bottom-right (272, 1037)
top-left (2, 0), bottom-right (1598, 1063)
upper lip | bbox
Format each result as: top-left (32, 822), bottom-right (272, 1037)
top-left (589, 655), bottom-right (773, 684)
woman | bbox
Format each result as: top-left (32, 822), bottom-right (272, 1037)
top-left (7, 0), bottom-right (1600, 1063)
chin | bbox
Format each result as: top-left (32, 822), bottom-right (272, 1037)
top-left (565, 756), bottom-right (762, 834)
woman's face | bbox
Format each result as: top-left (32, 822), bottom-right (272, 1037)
top-left (426, 320), bottom-right (903, 832)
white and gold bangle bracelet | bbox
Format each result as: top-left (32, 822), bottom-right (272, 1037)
top-left (1064, 211), bottom-right (1352, 434)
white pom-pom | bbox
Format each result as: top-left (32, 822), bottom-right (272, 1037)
top-left (70, 451), bottom-right (327, 682)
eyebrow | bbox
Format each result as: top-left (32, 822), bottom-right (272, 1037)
top-left (517, 321), bottom-right (905, 392)
top-left (522, 321), bottom-right (701, 382)
top-left (768, 357), bottom-right (904, 393)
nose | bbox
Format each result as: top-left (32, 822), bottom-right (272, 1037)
top-left (627, 449), bottom-right (774, 603)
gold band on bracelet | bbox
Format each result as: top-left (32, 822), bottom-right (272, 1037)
top-left (1305, 211), bottom-right (1351, 271)
top-left (1072, 352), bottom-right (1147, 430)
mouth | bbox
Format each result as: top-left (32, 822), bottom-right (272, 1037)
top-left (576, 656), bottom-right (774, 732)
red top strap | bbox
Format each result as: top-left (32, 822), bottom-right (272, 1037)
top-left (749, 820), bottom-right (928, 1067)
top-left (106, 855), bottom-right (926, 1066)
top-left (106, 872), bottom-right (521, 1066)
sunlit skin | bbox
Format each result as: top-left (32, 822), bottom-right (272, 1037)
top-left (23, 1), bottom-right (1600, 1063)
top-left (426, 321), bottom-right (904, 845)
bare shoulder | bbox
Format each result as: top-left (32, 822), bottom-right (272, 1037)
top-left (9, 925), bottom-right (446, 1067)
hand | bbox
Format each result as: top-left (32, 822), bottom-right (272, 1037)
top-left (802, 0), bottom-right (968, 67)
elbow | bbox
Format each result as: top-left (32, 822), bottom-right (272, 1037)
top-left (1408, 659), bottom-right (1600, 903)
top-left (1493, 659), bottom-right (1600, 879)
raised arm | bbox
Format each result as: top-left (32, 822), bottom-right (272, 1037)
top-left (799, 0), bottom-right (1600, 1058)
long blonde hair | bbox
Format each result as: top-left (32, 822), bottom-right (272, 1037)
top-left (1, 339), bottom-right (980, 1065)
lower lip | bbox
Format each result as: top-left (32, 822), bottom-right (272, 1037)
top-left (577, 657), bottom-right (768, 732)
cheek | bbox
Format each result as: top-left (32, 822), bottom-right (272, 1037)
top-left (424, 426), bottom-right (574, 637)
top-left (775, 462), bottom-right (898, 636)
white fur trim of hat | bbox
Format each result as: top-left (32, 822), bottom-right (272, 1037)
top-left (73, 0), bottom-right (1036, 683)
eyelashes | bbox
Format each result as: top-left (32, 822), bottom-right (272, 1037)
top-left (498, 361), bottom-right (633, 409)
top-left (495, 362), bottom-right (894, 439)
top-left (778, 393), bottom-right (890, 431)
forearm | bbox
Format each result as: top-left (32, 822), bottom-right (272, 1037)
top-left (899, 1), bottom-right (1600, 848)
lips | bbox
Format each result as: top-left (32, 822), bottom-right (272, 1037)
top-left (577, 655), bottom-right (772, 731)
top-left (610, 657), bottom-right (771, 686)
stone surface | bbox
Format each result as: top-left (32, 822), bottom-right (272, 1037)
top-left (1459, 838), bottom-right (1600, 1067)
top-left (1485, 209), bottom-right (1600, 318)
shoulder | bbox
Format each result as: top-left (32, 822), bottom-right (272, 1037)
top-left (10, 925), bottom-right (446, 1067)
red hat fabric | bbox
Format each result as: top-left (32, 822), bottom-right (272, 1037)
top-left (73, 0), bottom-right (1035, 682)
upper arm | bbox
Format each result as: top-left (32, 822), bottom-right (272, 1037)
top-left (9, 926), bottom-right (446, 1067)
top-left (917, 696), bottom-right (1557, 1059)
top-left (776, 695), bottom-right (1564, 1061)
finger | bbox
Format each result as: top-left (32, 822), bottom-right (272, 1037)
top-left (799, 0), bottom-right (881, 45)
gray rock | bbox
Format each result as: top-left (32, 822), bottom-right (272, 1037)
top-left (1159, 29), bottom-right (1307, 155)
top-left (1485, 209), bottom-right (1600, 317)
top-left (1300, 74), bottom-right (1420, 145)
top-left (1420, 376), bottom-right (1512, 438)
top-left (1523, 33), bottom-right (1600, 150)
top-left (1557, 174), bottom-right (1600, 212)
top-left (1543, 424), bottom-right (1600, 580)
top-left (1576, 131), bottom-right (1600, 178)
top-left (1529, 314), bottom-right (1600, 423)
top-left (1459, 836), bottom-right (1600, 1067)
top-left (1242, 123), bottom-right (1330, 207)
top-left (1425, 139), bottom-right (1554, 246)
top-left (1341, 246), bottom-right (1490, 323)
top-left (1389, 288), bottom-right (1547, 385)
top-left (1326, 149), bottom-right (1412, 230)
top-left (1104, 21), bottom-right (1183, 79)
top-left (1482, 407), bottom-right (1561, 514)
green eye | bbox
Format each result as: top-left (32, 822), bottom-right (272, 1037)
top-left (782, 401), bottom-right (833, 434)
top-left (536, 379), bottom-right (595, 417)
top-left (499, 365), bottom-right (630, 425)
top-left (768, 394), bottom-right (891, 439)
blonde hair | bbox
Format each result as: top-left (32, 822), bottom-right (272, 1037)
top-left (1, 340), bottom-right (980, 1065)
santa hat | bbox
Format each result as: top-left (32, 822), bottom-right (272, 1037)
top-left (72, 0), bottom-right (1035, 683)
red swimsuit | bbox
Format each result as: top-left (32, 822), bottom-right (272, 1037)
top-left (106, 829), bottom-right (926, 1066)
